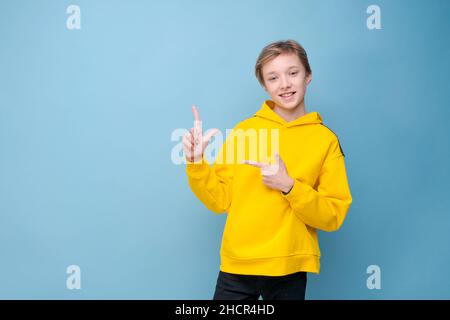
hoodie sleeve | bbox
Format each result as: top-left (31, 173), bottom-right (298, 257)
top-left (282, 138), bottom-right (352, 232)
top-left (185, 138), bottom-right (233, 214)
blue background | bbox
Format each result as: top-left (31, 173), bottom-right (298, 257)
top-left (1, 0), bottom-right (449, 299)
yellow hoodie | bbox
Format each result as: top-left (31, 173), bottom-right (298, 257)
top-left (186, 100), bottom-right (352, 276)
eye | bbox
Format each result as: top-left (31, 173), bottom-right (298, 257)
top-left (290, 71), bottom-right (298, 76)
top-left (268, 77), bottom-right (277, 81)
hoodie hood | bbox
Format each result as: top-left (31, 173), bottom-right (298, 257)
top-left (254, 100), bottom-right (322, 127)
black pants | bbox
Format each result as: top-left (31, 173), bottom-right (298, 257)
top-left (213, 270), bottom-right (307, 300)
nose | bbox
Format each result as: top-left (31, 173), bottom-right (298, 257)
top-left (280, 75), bottom-right (291, 90)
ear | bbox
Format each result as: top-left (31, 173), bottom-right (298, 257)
top-left (306, 73), bottom-right (312, 85)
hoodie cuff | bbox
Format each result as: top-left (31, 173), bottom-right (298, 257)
top-left (282, 178), bottom-right (309, 203)
top-left (186, 156), bottom-right (211, 179)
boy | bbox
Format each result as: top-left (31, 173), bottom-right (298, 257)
top-left (182, 40), bottom-right (352, 300)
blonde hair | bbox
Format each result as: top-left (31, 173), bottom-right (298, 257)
top-left (255, 39), bottom-right (312, 87)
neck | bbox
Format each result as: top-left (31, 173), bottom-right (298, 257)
top-left (273, 100), bottom-right (306, 122)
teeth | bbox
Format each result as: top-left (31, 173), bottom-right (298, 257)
top-left (281, 92), bottom-right (294, 97)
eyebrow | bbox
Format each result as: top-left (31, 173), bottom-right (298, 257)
top-left (265, 66), bottom-right (300, 75)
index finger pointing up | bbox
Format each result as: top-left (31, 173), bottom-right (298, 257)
top-left (192, 105), bottom-right (200, 121)
top-left (192, 105), bottom-right (201, 131)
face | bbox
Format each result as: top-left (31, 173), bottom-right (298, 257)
top-left (262, 52), bottom-right (312, 111)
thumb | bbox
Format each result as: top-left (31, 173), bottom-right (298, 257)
top-left (274, 152), bottom-right (280, 160)
top-left (274, 152), bottom-right (282, 165)
top-left (273, 152), bottom-right (282, 173)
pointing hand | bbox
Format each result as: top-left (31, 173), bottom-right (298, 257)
top-left (243, 153), bottom-right (294, 194)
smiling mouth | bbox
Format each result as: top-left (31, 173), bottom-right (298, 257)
top-left (279, 91), bottom-right (296, 97)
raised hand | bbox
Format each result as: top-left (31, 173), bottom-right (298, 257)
top-left (183, 105), bottom-right (219, 163)
top-left (243, 153), bottom-right (294, 194)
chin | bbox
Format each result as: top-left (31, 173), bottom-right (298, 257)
top-left (275, 98), bottom-right (301, 110)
